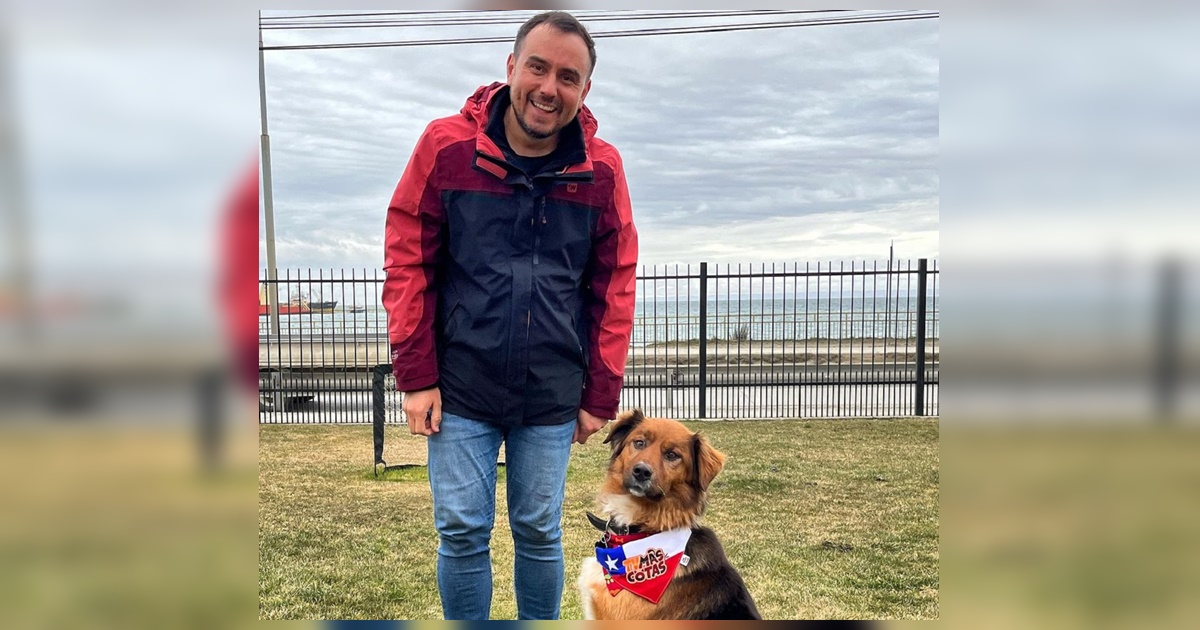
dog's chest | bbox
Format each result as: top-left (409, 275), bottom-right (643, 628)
top-left (590, 586), bottom-right (661, 619)
top-left (580, 556), bottom-right (700, 620)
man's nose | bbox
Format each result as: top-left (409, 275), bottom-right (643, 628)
top-left (534, 78), bottom-right (555, 98)
top-left (632, 462), bottom-right (653, 482)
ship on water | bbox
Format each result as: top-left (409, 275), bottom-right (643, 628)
top-left (307, 287), bottom-right (338, 313)
top-left (259, 284), bottom-right (310, 316)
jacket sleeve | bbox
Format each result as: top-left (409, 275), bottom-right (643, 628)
top-left (580, 153), bottom-right (639, 419)
top-left (383, 125), bottom-right (445, 391)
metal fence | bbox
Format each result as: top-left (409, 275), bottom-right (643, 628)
top-left (259, 259), bottom-right (938, 423)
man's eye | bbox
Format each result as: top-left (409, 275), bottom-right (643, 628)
top-left (632, 439), bottom-right (645, 449)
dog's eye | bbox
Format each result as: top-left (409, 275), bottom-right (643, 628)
top-left (664, 450), bottom-right (680, 462)
top-left (632, 438), bottom-right (646, 449)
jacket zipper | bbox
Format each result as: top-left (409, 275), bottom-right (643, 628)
top-left (532, 196), bottom-right (545, 266)
top-left (526, 195), bottom-right (544, 352)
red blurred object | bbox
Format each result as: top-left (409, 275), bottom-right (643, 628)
top-left (220, 160), bottom-right (261, 389)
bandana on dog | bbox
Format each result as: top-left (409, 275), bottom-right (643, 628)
top-left (595, 527), bottom-right (692, 604)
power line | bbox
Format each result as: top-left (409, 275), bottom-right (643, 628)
top-left (259, 9), bottom-right (811, 23)
top-left (260, 11), bottom-right (938, 52)
top-left (260, 10), bottom-right (515, 21)
top-left (260, 10), bottom-right (851, 30)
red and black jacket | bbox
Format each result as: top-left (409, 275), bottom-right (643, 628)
top-left (383, 83), bottom-right (638, 426)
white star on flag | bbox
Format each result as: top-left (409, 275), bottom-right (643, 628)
top-left (604, 555), bottom-right (619, 571)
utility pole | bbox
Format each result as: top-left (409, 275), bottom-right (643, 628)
top-left (259, 13), bottom-right (281, 336)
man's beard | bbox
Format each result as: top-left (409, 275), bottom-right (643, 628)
top-left (513, 101), bottom-right (558, 140)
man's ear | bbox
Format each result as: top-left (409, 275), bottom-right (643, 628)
top-left (506, 52), bottom-right (515, 83)
top-left (602, 409), bottom-right (644, 459)
top-left (690, 433), bottom-right (727, 492)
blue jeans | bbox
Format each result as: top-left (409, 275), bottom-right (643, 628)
top-left (426, 412), bottom-right (576, 620)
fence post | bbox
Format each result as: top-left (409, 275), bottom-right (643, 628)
top-left (698, 262), bottom-right (708, 419)
top-left (915, 258), bottom-right (928, 416)
top-left (197, 368), bottom-right (223, 473)
top-left (372, 363), bottom-right (390, 475)
top-left (270, 370), bottom-right (283, 412)
top-left (1155, 257), bottom-right (1181, 423)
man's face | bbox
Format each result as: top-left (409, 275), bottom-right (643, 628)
top-left (506, 24), bottom-right (592, 142)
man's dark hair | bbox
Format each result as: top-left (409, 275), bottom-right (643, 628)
top-left (514, 11), bottom-right (596, 77)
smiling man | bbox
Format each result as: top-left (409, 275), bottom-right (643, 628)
top-left (505, 17), bottom-right (592, 150)
top-left (383, 11), bottom-right (638, 621)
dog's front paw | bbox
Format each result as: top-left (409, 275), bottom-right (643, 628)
top-left (577, 556), bottom-right (605, 619)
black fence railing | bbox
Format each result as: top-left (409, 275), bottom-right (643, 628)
top-left (622, 259), bottom-right (939, 419)
top-left (258, 268), bottom-right (390, 424)
top-left (259, 259), bottom-right (939, 423)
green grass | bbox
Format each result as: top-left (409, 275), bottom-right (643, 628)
top-left (941, 427), bottom-right (1200, 629)
top-left (259, 418), bottom-right (939, 620)
top-left (0, 427), bottom-right (259, 630)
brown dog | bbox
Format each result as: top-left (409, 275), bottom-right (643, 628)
top-left (577, 409), bottom-right (761, 619)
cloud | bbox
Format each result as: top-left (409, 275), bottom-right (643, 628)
top-left (259, 12), bottom-right (939, 270)
top-left (640, 199), bottom-right (938, 266)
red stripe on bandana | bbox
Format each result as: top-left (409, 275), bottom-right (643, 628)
top-left (604, 550), bottom-right (686, 604)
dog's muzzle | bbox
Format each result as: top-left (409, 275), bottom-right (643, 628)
top-left (624, 462), bottom-right (662, 499)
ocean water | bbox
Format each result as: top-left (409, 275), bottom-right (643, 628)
top-left (258, 296), bottom-right (939, 345)
top-left (261, 262), bottom-right (941, 342)
top-left (630, 296), bottom-right (938, 345)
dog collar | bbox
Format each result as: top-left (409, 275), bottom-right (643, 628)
top-left (587, 510), bottom-right (651, 547)
top-left (587, 510), bottom-right (641, 535)
top-left (602, 530), bottom-right (651, 547)
top-left (593, 527), bottom-right (692, 605)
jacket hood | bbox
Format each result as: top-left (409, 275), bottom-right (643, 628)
top-left (461, 81), bottom-right (599, 142)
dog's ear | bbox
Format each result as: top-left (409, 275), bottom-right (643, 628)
top-left (603, 408), bottom-right (644, 458)
top-left (690, 433), bottom-right (727, 492)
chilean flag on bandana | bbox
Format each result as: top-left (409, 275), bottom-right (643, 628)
top-left (595, 528), bottom-right (692, 604)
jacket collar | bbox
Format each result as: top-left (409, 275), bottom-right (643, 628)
top-left (464, 82), bottom-right (595, 182)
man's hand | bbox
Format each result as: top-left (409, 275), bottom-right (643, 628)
top-left (403, 387), bottom-right (442, 436)
top-left (574, 408), bottom-right (610, 445)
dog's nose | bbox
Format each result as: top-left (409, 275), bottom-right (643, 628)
top-left (632, 463), bottom-right (653, 482)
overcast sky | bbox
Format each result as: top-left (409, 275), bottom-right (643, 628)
top-left (260, 10), bottom-right (939, 271)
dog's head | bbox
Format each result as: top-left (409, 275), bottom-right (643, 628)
top-left (600, 409), bottom-right (726, 527)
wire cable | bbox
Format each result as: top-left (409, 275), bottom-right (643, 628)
top-left (260, 10), bottom-right (853, 30)
top-left (261, 11), bottom-right (938, 52)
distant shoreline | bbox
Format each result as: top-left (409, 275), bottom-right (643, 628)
top-left (629, 338), bottom-right (938, 367)
top-left (259, 336), bottom-right (938, 369)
